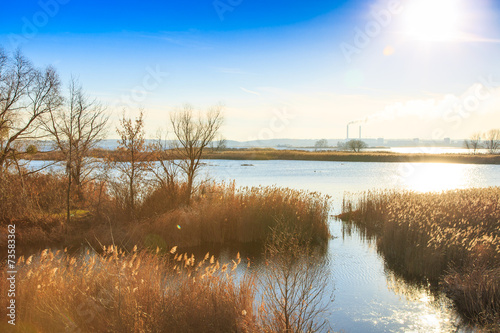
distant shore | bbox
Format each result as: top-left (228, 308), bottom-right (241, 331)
top-left (202, 149), bottom-right (500, 164)
top-left (24, 148), bottom-right (500, 165)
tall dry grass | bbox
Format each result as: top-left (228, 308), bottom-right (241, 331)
top-left (0, 246), bottom-right (257, 333)
top-left (339, 187), bottom-right (500, 329)
top-left (126, 181), bottom-right (331, 249)
top-left (0, 170), bottom-right (113, 250)
top-left (0, 168), bottom-right (330, 253)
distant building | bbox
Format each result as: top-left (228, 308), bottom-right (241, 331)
top-left (444, 137), bottom-right (451, 145)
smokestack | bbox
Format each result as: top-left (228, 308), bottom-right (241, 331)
top-left (359, 126), bottom-right (361, 139)
top-left (347, 124), bottom-right (349, 139)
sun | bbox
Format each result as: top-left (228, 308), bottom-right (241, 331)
top-left (403, 0), bottom-right (462, 41)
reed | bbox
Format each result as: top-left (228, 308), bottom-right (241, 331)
top-left (0, 166), bottom-right (330, 252)
top-left (0, 246), bottom-right (257, 333)
top-left (339, 187), bottom-right (500, 328)
top-left (127, 181), bottom-right (331, 249)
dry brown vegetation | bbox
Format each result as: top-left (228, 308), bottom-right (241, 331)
top-left (339, 187), bottom-right (500, 329)
top-left (0, 246), bottom-right (257, 332)
top-left (0, 170), bottom-right (330, 253)
top-left (202, 149), bottom-right (500, 164)
top-left (0, 169), bottom-right (332, 332)
top-left (0, 171), bottom-right (108, 249)
top-left (26, 147), bottom-right (500, 164)
top-left (125, 182), bottom-right (331, 249)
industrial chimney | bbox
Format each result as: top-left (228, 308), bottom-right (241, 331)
top-left (359, 126), bottom-right (362, 139)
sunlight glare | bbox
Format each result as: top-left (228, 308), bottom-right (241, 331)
top-left (400, 164), bottom-right (466, 192)
top-left (404, 0), bottom-right (462, 41)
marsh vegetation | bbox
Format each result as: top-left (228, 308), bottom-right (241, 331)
top-left (339, 187), bottom-right (500, 330)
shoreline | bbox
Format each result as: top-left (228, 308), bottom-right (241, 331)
top-left (23, 148), bottom-right (500, 165)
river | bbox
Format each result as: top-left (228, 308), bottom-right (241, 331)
top-left (199, 160), bottom-right (500, 332)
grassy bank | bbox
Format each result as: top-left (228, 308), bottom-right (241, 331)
top-left (27, 148), bottom-right (500, 164)
top-left (203, 149), bottom-right (500, 164)
top-left (0, 172), bottom-right (330, 253)
top-left (339, 188), bottom-right (500, 329)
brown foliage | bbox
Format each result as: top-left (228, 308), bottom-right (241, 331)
top-left (340, 187), bottom-right (500, 327)
top-left (0, 246), bottom-right (257, 332)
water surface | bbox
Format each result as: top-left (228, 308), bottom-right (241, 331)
top-left (199, 160), bottom-right (500, 332)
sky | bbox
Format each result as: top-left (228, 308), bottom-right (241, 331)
top-left (1, 0), bottom-right (500, 141)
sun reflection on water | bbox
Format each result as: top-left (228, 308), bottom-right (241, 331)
top-left (384, 270), bottom-right (459, 332)
top-left (399, 163), bottom-right (473, 192)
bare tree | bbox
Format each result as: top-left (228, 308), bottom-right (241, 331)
top-left (464, 132), bottom-right (482, 154)
top-left (0, 48), bottom-right (61, 173)
top-left (42, 79), bottom-right (108, 201)
top-left (347, 139), bottom-right (368, 153)
top-left (149, 131), bottom-right (179, 193)
top-left (170, 104), bottom-right (223, 204)
top-left (259, 222), bottom-right (331, 332)
top-left (336, 141), bottom-right (347, 151)
top-left (115, 110), bottom-right (149, 216)
top-left (314, 139), bottom-right (328, 151)
top-left (484, 129), bottom-right (500, 154)
top-left (209, 134), bottom-right (227, 152)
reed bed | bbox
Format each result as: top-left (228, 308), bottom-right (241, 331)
top-left (129, 181), bottom-right (331, 248)
top-left (0, 167), bottom-right (329, 252)
top-left (0, 246), bottom-right (257, 333)
top-left (339, 187), bottom-right (500, 329)
top-left (201, 149), bottom-right (500, 164)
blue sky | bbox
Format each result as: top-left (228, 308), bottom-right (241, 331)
top-left (1, 0), bottom-right (500, 140)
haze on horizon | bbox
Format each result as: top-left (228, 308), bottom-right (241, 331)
top-left (1, 0), bottom-right (499, 141)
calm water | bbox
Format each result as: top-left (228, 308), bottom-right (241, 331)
top-left (25, 159), bottom-right (500, 332)
top-left (197, 160), bottom-right (500, 333)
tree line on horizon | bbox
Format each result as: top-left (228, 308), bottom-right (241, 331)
top-left (464, 130), bottom-right (500, 154)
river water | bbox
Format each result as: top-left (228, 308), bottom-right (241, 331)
top-left (25, 159), bottom-right (500, 332)
top-left (197, 160), bottom-right (500, 332)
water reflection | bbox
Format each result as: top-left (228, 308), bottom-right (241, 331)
top-left (341, 218), bottom-right (477, 332)
top-left (398, 163), bottom-right (479, 193)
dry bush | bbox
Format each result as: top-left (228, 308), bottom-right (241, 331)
top-left (0, 171), bottom-right (67, 224)
top-left (0, 246), bottom-right (257, 333)
top-left (0, 170), bottom-right (115, 249)
top-left (340, 187), bottom-right (500, 327)
top-left (138, 181), bottom-right (188, 218)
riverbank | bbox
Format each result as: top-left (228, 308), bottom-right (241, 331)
top-left (203, 149), bottom-right (500, 164)
top-left (27, 148), bottom-right (500, 165)
top-left (339, 187), bottom-right (500, 330)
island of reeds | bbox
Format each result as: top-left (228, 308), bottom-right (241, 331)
top-left (339, 187), bottom-right (500, 330)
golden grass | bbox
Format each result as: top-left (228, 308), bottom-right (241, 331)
top-left (127, 181), bottom-right (331, 248)
top-left (202, 149), bottom-right (500, 165)
top-left (339, 187), bottom-right (500, 328)
top-left (0, 246), bottom-right (257, 333)
top-left (0, 167), bottom-right (330, 252)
